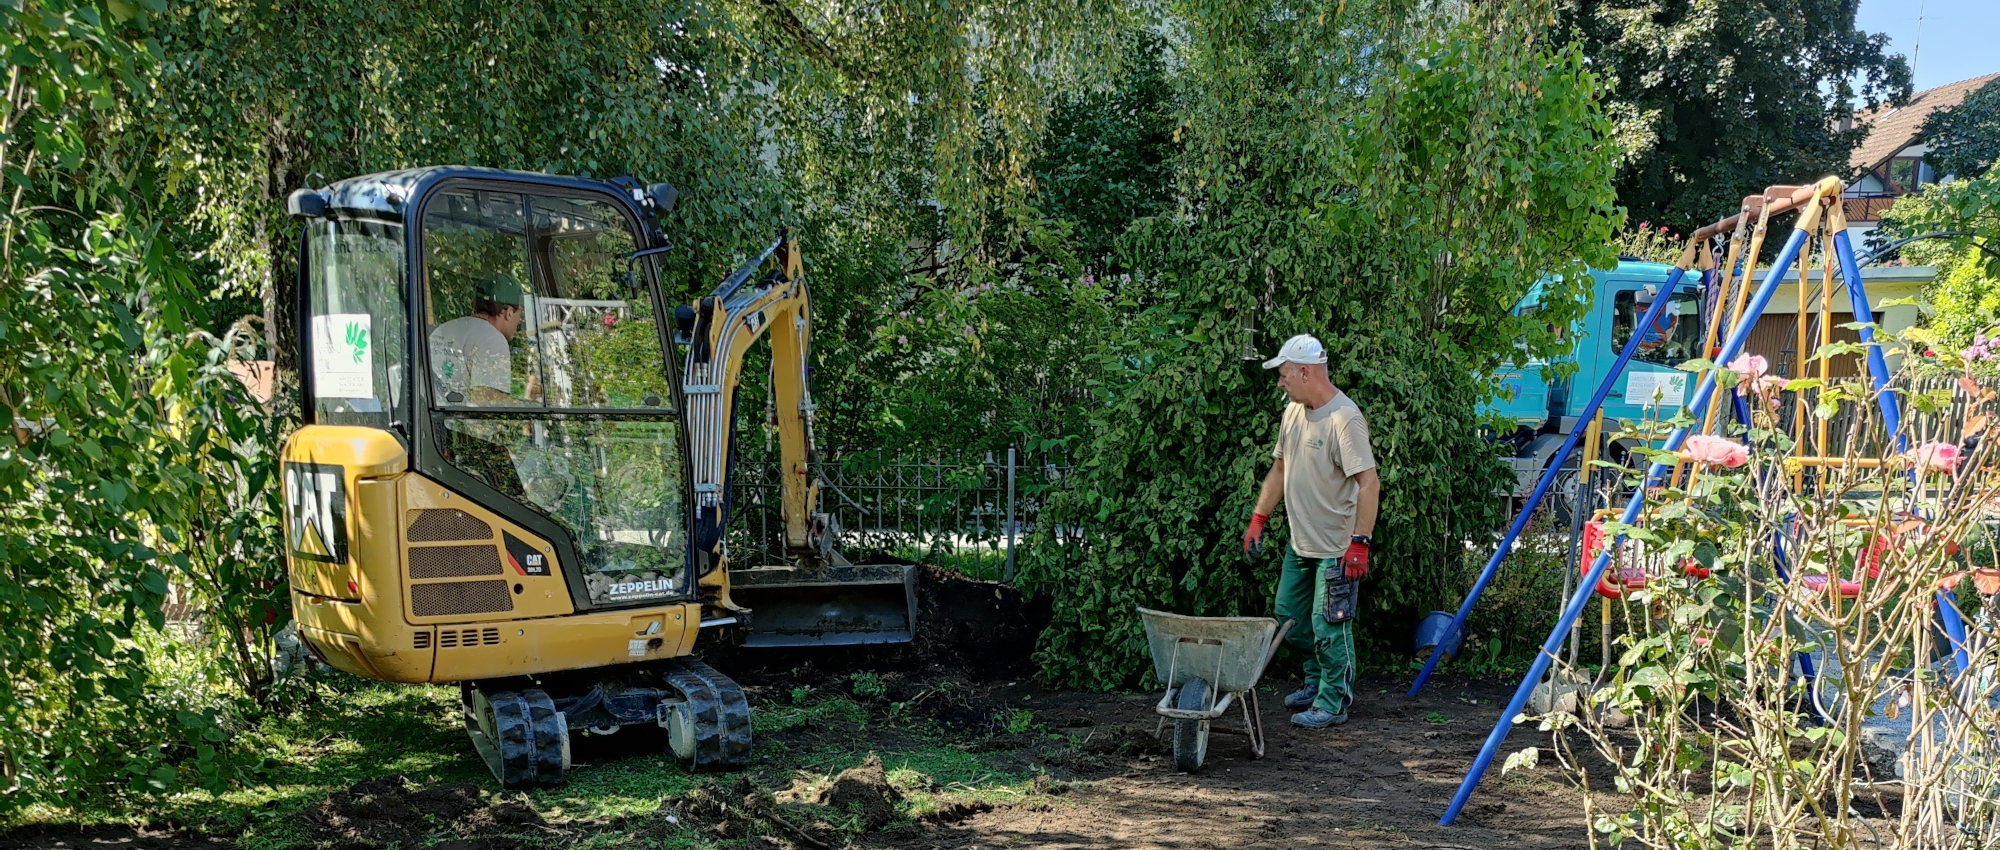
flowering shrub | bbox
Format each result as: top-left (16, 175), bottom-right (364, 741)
top-left (1612, 221), bottom-right (1686, 264)
top-left (1521, 325), bottom-right (2000, 848)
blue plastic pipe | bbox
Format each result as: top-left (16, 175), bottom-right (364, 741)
top-left (1440, 224), bottom-right (1815, 826)
top-left (1830, 230), bottom-right (1969, 674)
top-left (1408, 265), bottom-right (1692, 697)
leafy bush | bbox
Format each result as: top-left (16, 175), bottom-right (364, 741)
top-left (1019, 1), bottom-right (1622, 689)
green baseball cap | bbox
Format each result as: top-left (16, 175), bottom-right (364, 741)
top-left (475, 272), bottom-right (525, 308)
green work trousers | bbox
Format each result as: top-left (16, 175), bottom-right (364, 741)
top-left (1274, 544), bottom-right (1357, 715)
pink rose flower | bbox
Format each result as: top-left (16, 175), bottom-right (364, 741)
top-left (897, 335), bottom-right (909, 345)
top-left (1907, 442), bottom-right (1961, 474)
top-left (1966, 334), bottom-right (1994, 362)
top-left (1755, 375), bottom-right (1788, 395)
top-left (1728, 353), bottom-right (1768, 384)
top-left (602, 313), bottom-right (618, 329)
top-left (1681, 434), bottom-right (1749, 468)
top-left (1639, 221), bottom-right (1650, 230)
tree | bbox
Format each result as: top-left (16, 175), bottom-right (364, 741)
top-left (0, 0), bottom-right (268, 808)
top-left (1559, 0), bottom-right (1909, 233)
top-left (1879, 177), bottom-right (2000, 347)
top-left (1019, 0), bottom-right (1624, 687)
top-left (1032, 34), bottom-right (1177, 276)
top-left (1922, 78), bottom-right (2000, 180)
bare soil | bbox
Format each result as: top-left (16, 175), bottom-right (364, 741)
top-left (855, 676), bottom-right (1598, 849)
top-left (2, 568), bottom-right (1603, 849)
top-left (0, 675), bottom-right (1594, 850)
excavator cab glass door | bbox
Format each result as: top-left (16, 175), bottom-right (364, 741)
top-left (419, 185), bottom-right (690, 608)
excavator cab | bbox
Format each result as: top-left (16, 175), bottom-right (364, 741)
top-left (280, 167), bottom-right (914, 788)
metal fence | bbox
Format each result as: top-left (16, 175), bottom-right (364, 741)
top-left (727, 445), bottom-right (1073, 582)
top-left (1776, 375), bottom-right (1996, 458)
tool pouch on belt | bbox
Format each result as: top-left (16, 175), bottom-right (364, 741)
top-left (1323, 568), bottom-right (1358, 624)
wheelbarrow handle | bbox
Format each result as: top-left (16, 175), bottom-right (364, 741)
top-left (1254, 619), bottom-right (1295, 684)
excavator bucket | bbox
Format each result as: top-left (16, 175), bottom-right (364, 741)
top-left (729, 562), bottom-right (919, 647)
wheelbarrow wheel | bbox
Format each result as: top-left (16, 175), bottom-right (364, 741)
top-left (1173, 678), bottom-right (1211, 773)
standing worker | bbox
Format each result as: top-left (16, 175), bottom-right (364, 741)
top-left (1242, 334), bottom-right (1380, 728)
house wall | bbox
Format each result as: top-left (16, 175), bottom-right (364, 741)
top-left (1719, 265), bottom-right (1932, 375)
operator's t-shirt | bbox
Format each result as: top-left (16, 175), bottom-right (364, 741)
top-left (428, 316), bottom-right (511, 399)
top-left (1272, 393), bottom-right (1376, 559)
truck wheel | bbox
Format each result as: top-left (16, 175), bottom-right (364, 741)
top-left (1548, 453), bottom-right (1581, 528)
top-left (1173, 678), bottom-right (1211, 773)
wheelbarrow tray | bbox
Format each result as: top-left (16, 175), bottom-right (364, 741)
top-left (1137, 607), bottom-right (1293, 769)
top-left (1138, 607), bottom-right (1282, 694)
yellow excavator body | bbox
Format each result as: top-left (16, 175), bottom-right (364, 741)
top-left (283, 425), bottom-right (706, 683)
top-left (276, 166), bottom-right (913, 787)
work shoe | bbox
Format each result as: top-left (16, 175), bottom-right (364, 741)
top-left (1282, 684), bottom-right (1318, 709)
top-left (1290, 707), bottom-right (1348, 729)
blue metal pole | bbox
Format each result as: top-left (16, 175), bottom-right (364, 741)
top-left (1833, 230), bottom-right (1903, 444)
top-left (1939, 590), bottom-right (1971, 674)
top-left (1771, 531), bottom-right (1824, 716)
top-left (1441, 223), bottom-right (1816, 826)
top-left (1831, 229), bottom-right (1969, 674)
top-left (1409, 266), bottom-right (1692, 697)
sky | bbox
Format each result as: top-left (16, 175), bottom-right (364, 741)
top-left (1857, 0), bottom-right (2000, 93)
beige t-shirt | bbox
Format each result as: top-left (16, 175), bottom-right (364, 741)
top-left (1272, 393), bottom-right (1376, 559)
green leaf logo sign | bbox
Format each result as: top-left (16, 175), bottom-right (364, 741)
top-left (344, 320), bottom-right (369, 364)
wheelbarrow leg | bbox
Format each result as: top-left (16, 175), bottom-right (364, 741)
top-left (1246, 688), bottom-right (1266, 758)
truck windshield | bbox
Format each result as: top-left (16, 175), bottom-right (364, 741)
top-left (1611, 289), bottom-right (1703, 367)
top-left (307, 218), bottom-right (408, 429)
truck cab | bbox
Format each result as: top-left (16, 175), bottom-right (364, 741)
top-left (1483, 260), bottom-right (1704, 516)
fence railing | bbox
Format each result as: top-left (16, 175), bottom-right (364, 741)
top-left (1775, 375), bottom-right (1995, 458)
top-left (727, 445), bottom-right (1073, 583)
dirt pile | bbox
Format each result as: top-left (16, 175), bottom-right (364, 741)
top-left (301, 776), bottom-right (545, 850)
top-left (817, 754), bottom-right (903, 830)
top-left (912, 566), bottom-right (1050, 679)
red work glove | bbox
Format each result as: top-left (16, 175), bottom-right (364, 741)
top-left (1342, 540), bottom-right (1370, 580)
top-left (1243, 513), bottom-right (1270, 558)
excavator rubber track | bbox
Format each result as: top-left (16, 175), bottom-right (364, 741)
top-left (661, 657), bottom-right (753, 769)
top-left (463, 685), bottom-right (571, 789)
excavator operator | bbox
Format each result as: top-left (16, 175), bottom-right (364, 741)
top-left (430, 272), bottom-right (532, 405)
top-left (429, 271), bottom-right (539, 499)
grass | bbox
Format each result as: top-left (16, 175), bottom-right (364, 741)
top-left (887, 544), bottom-right (1008, 582)
top-left (20, 675), bottom-right (1061, 850)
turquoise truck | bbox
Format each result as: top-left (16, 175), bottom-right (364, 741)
top-left (1484, 260), bottom-right (1705, 520)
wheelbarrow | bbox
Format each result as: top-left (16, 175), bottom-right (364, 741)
top-left (1137, 607), bottom-right (1294, 772)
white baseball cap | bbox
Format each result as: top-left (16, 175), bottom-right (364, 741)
top-left (1262, 334), bottom-right (1327, 369)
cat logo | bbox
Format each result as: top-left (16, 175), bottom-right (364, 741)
top-left (503, 531), bottom-right (550, 576)
top-left (285, 462), bottom-right (349, 564)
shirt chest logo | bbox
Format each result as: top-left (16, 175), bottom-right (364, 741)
top-left (1307, 437), bottom-right (1326, 450)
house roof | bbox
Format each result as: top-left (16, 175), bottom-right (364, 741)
top-left (1850, 72), bottom-right (2000, 176)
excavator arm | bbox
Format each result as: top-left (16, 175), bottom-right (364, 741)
top-left (679, 234), bottom-right (916, 647)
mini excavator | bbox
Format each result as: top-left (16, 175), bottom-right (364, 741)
top-left (278, 167), bottom-right (916, 787)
